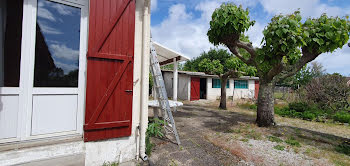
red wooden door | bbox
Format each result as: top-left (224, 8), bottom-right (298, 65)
top-left (84, 0), bottom-right (135, 142)
top-left (190, 77), bottom-right (200, 101)
top-left (255, 80), bottom-right (259, 99)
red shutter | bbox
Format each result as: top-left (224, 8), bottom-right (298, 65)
top-left (255, 80), bottom-right (259, 99)
top-left (84, 0), bottom-right (135, 142)
top-left (190, 77), bottom-right (200, 101)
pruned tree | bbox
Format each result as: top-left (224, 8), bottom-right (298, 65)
top-left (183, 48), bottom-right (256, 109)
top-left (197, 48), bottom-right (256, 109)
top-left (207, 3), bottom-right (350, 126)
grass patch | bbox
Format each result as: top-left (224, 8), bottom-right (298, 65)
top-left (102, 162), bottom-right (119, 166)
top-left (335, 142), bottom-right (350, 156)
top-left (274, 145), bottom-right (285, 151)
top-left (285, 137), bottom-right (301, 147)
top-left (268, 135), bottom-right (283, 143)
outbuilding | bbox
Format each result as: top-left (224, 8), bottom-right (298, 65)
top-left (0, 0), bottom-right (154, 165)
top-left (161, 70), bottom-right (260, 101)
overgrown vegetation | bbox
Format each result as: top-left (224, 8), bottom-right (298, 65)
top-left (146, 118), bottom-right (165, 155)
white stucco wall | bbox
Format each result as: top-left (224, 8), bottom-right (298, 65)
top-left (162, 71), bottom-right (190, 101)
top-left (0, 0), bottom-right (149, 165)
top-left (207, 78), bottom-right (256, 100)
top-left (233, 80), bottom-right (255, 99)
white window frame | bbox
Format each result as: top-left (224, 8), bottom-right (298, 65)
top-left (0, 0), bottom-right (88, 143)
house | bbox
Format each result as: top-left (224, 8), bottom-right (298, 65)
top-left (161, 70), bottom-right (260, 101)
top-left (0, 0), bottom-right (155, 165)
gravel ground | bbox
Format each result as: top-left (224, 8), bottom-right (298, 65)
top-left (145, 103), bottom-right (350, 166)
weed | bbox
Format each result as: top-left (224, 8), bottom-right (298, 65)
top-left (285, 137), bottom-right (301, 147)
top-left (274, 145), bottom-right (285, 151)
top-left (146, 118), bottom-right (165, 155)
top-left (246, 130), bottom-right (262, 140)
top-left (268, 135), bottom-right (283, 143)
top-left (240, 138), bottom-right (249, 142)
top-left (102, 161), bottom-right (119, 166)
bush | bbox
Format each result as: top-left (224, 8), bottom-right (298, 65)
top-left (289, 102), bottom-right (309, 112)
top-left (333, 112), bottom-right (350, 123)
top-left (304, 74), bottom-right (350, 112)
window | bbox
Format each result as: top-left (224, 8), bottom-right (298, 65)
top-left (34, 0), bottom-right (81, 87)
top-left (212, 79), bottom-right (229, 88)
top-left (234, 80), bottom-right (248, 89)
top-left (0, 0), bottom-right (23, 87)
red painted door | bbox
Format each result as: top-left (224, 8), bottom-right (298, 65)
top-left (84, 0), bottom-right (135, 142)
top-left (255, 80), bottom-right (259, 99)
top-left (190, 77), bottom-right (200, 101)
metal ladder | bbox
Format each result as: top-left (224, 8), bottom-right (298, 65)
top-left (150, 40), bottom-right (181, 145)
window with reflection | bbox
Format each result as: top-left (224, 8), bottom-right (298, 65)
top-left (0, 0), bottom-right (23, 87)
top-left (34, 0), bottom-right (81, 87)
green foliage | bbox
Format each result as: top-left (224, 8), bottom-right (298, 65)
top-left (274, 102), bottom-right (325, 121)
top-left (274, 145), bottom-right (285, 151)
top-left (336, 141), bottom-right (350, 156)
top-left (146, 118), bottom-right (165, 155)
top-left (268, 135), bottom-right (283, 143)
top-left (303, 14), bottom-right (350, 53)
top-left (208, 3), bottom-right (255, 46)
top-left (185, 48), bottom-right (256, 77)
top-left (285, 137), bottom-right (301, 147)
top-left (147, 118), bottom-right (165, 138)
top-left (260, 11), bottom-right (304, 68)
top-left (333, 112), bottom-right (350, 123)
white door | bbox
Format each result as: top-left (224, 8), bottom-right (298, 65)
top-left (0, 0), bottom-right (88, 143)
top-left (27, 0), bottom-right (88, 138)
top-left (0, 0), bottom-right (24, 142)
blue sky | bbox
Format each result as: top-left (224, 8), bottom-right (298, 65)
top-left (37, 0), bottom-right (80, 74)
top-left (151, 0), bottom-right (350, 76)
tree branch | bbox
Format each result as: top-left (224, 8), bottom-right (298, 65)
top-left (274, 47), bottom-right (320, 83)
top-left (221, 35), bottom-right (257, 66)
top-left (236, 40), bottom-right (258, 59)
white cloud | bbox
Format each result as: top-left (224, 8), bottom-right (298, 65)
top-left (50, 3), bottom-right (74, 15)
top-left (49, 44), bottom-right (79, 61)
top-left (38, 21), bottom-right (62, 35)
top-left (315, 47), bottom-right (350, 75)
top-left (152, 4), bottom-right (213, 59)
top-left (151, 0), bottom-right (158, 12)
top-left (259, 0), bottom-right (345, 17)
top-left (54, 61), bottom-right (78, 74)
top-left (246, 21), bottom-right (265, 47)
top-left (38, 7), bottom-right (56, 22)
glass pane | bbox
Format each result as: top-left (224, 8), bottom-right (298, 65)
top-left (34, 0), bottom-right (81, 87)
top-left (226, 80), bottom-right (229, 88)
top-left (0, 0), bottom-right (23, 87)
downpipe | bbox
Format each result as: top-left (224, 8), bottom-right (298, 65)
top-left (139, 0), bottom-right (151, 161)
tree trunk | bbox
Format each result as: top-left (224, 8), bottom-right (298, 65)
top-left (219, 77), bottom-right (227, 110)
top-left (256, 81), bottom-right (275, 127)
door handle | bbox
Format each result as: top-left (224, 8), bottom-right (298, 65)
top-left (125, 90), bottom-right (133, 93)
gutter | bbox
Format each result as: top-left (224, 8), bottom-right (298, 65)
top-left (139, 0), bottom-right (151, 161)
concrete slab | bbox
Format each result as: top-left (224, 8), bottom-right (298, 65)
top-left (18, 154), bottom-right (85, 166)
